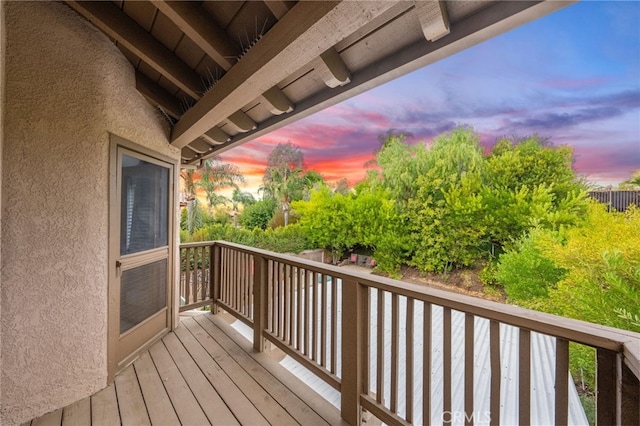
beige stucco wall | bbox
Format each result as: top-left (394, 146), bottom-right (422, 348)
top-left (1, 2), bottom-right (179, 424)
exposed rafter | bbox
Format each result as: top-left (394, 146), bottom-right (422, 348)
top-left (316, 47), bottom-right (351, 88)
top-left (170, 0), bottom-right (397, 148)
top-left (135, 72), bottom-right (183, 120)
top-left (188, 138), bottom-right (215, 154)
top-left (261, 86), bottom-right (294, 115)
top-left (227, 111), bottom-right (258, 133)
top-left (153, 1), bottom-right (237, 71)
top-left (203, 128), bottom-right (232, 145)
top-left (66, 1), bottom-right (203, 100)
top-left (415, 0), bottom-right (450, 42)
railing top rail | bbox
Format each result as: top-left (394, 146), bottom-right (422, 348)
top-left (209, 241), bottom-right (640, 357)
top-left (180, 241), bottom-right (216, 249)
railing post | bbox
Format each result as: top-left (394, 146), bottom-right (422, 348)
top-left (253, 254), bottom-right (268, 352)
top-left (211, 244), bottom-right (221, 314)
top-left (341, 278), bottom-right (363, 425)
top-left (621, 360), bottom-right (640, 425)
top-left (596, 348), bottom-right (617, 425)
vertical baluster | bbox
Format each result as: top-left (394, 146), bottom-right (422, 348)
top-left (179, 248), bottom-right (185, 304)
top-left (490, 320), bottom-right (501, 426)
top-left (519, 329), bottom-right (530, 426)
top-left (390, 293), bottom-right (399, 413)
top-left (276, 262), bottom-right (284, 338)
top-left (377, 289), bottom-right (385, 405)
top-left (423, 302), bottom-right (432, 425)
top-left (285, 265), bottom-right (291, 344)
top-left (331, 275), bottom-right (338, 375)
top-left (465, 313), bottom-right (475, 426)
top-left (363, 286), bottom-right (370, 397)
top-left (555, 338), bottom-right (569, 426)
top-left (201, 246), bottom-right (208, 302)
top-left (199, 247), bottom-right (204, 303)
top-left (406, 298), bottom-right (414, 423)
top-left (245, 253), bottom-right (250, 317)
top-left (185, 247), bottom-right (192, 304)
top-left (304, 269), bottom-right (310, 356)
top-left (297, 268), bottom-right (303, 351)
top-left (290, 266), bottom-right (295, 346)
top-left (442, 307), bottom-right (452, 425)
top-left (196, 247), bottom-right (202, 303)
top-left (312, 271), bottom-right (318, 362)
top-left (321, 274), bottom-right (327, 368)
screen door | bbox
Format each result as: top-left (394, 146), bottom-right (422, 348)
top-left (109, 144), bottom-right (173, 378)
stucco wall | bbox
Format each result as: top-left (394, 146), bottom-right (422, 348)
top-left (1, 2), bottom-right (179, 424)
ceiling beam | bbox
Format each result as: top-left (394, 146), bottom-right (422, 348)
top-left (153, 1), bottom-right (237, 71)
top-left (263, 1), bottom-right (295, 20)
top-left (261, 86), bottom-right (294, 115)
top-left (170, 0), bottom-right (397, 148)
top-left (66, 1), bottom-right (203, 99)
top-left (415, 0), bottom-right (450, 42)
top-left (316, 47), bottom-right (351, 88)
top-left (135, 72), bottom-right (183, 119)
top-left (192, 0), bottom-right (573, 161)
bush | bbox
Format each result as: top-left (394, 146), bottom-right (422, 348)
top-left (240, 198), bottom-right (276, 230)
top-left (494, 229), bottom-right (566, 303)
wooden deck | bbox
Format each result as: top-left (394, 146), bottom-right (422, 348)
top-left (26, 313), bottom-right (344, 426)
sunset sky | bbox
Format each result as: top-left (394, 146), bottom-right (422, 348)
top-left (220, 1), bottom-right (640, 196)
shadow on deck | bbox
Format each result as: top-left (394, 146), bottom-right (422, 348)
top-left (26, 313), bottom-right (344, 425)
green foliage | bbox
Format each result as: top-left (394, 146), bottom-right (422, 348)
top-left (293, 186), bottom-right (351, 259)
top-left (293, 184), bottom-right (409, 272)
top-left (197, 156), bottom-right (245, 210)
top-left (494, 229), bottom-right (566, 302)
top-left (543, 203), bottom-right (640, 332)
top-left (495, 202), bottom-right (640, 390)
top-left (185, 223), bottom-right (312, 253)
top-left (406, 127), bottom-right (486, 272)
top-left (239, 198), bottom-right (276, 230)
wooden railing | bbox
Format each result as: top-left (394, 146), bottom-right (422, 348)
top-left (179, 242), bottom-right (214, 312)
top-left (179, 241), bottom-right (640, 425)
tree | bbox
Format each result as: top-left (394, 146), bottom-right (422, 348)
top-left (180, 169), bottom-right (198, 201)
top-left (262, 143), bottom-right (324, 225)
top-left (620, 169), bottom-right (640, 188)
top-left (239, 198), bottom-right (276, 230)
top-left (197, 156), bottom-right (245, 212)
top-left (231, 188), bottom-right (256, 227)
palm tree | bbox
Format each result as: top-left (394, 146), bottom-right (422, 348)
top-left (231, 189), bottom-right (255, 227)
top-left (197, 157), bottom-right (245, 212)
top-left (180, 169), bottom-right (198, 201)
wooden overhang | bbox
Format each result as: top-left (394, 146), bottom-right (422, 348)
top-left (66, 1), bottom-right (575, 166)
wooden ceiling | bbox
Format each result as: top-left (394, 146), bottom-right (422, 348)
top-left (66, 1), bottom-right (573, 166)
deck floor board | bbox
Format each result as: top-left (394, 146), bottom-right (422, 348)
top-left (28, 313), bottom-right (341, 425)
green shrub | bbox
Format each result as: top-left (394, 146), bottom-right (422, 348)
top-left (495, 229), bottom-right (566, 303)
top-left (240, 198), bottom-right (276, 230)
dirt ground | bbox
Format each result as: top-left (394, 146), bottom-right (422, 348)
top-left (397, 265), bottom-right (507, 302)
top-left (340, 262), bottom-right (507, 303)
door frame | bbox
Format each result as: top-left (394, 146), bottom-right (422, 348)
top-left (108, 134), bottom-right (178, 382)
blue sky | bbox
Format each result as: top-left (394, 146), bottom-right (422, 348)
top-left (224, 1), bottom-right (640, 193)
